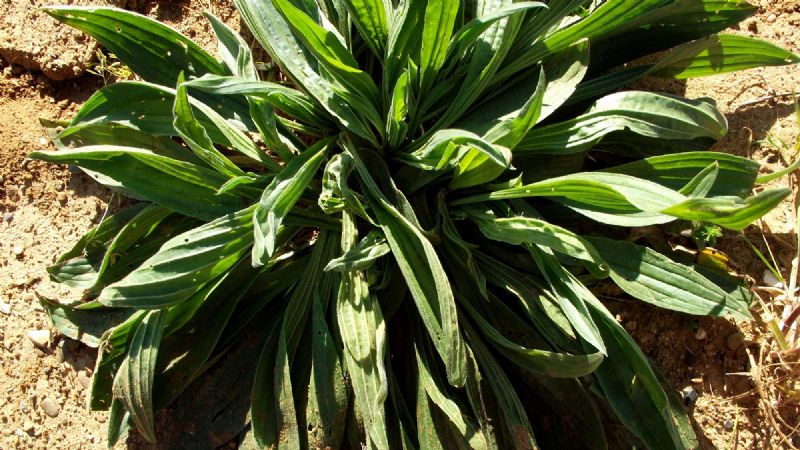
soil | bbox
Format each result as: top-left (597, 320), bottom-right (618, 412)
top-left (0, 1), bottom-right (798, 449)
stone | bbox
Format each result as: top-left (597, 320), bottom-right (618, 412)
top-left (727, 332), bottom-right (745, 351)
top-left (0, 302), bottom-right (10, 315)
top-left (723, 418), bottom-right (734, 431)
top-left (76, 370), bottom-right (91, 389)
top-left (693, 327), bottom-right (707, 340)
top-left (2, 211), bottom-right (12, 223)
top-left (763, 269), bottom-right (783, 288)
top-left (40, 398), bottom-right (59, 418)
top-left (767, 13), bottom-right (778, 23)
top-left (12, 245), bottom-right (24, 256)
top-left (27, 329), bottom-right (50, 349)
top-left (681, 386), bottom-right (699, 406)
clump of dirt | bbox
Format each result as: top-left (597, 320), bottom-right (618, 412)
top-left (0, 0), bottom-right (127, 80)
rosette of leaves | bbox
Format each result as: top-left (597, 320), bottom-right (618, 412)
top-left (32, 1), bottom-right (798, 449)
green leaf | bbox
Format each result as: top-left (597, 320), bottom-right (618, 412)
top-left (184, 74), bottom-right (332, 128)
top-left (204, 12), bottom-right (258, 80)
top-left (460, 299), bottom-right (603, 378)
top-left (346, 144), bottom-right (467, 387)
top-left (650, 34), bottom-right (800, 79)
top-left (463, 322), bottom-right (537, 450)
top-left (44, 6), bottom-right (224, 86)
top-left (98, 206), bottom-right (255, 308)
top-left (41, 299), bottom-right (133, 348)
top-left (62, 81), bottom-right (253, 147)
top-left (153, 257), bottom-right (261, 407)
top-left (446, 2), bottom-right (547, 62)
top-left (538, 39), bottom-right (590, 122)
top-left (584, 300), bottom-right (694, 450)
top-left (252, 138), bottom-right (331, 264)
top-left (661, 188), bottom-right (791, 231)
top-left (318, 152), bottom-right (373, 221)
top-left (306, 295), bottom-right (349, 449)
top-left (341, 0), bottom-right (389, 57)
top-left (469, 211), bottom-right (608, 278)
top-left (336, 213), bottom-right (390, 449)
top-left (272, 0), bottom-right (381, 110)
top-left (234, 0), bottom-right (377, 143)
top-left (174, 74), bottom-right (244, 178)
top-left (587, 237), bottom-right (751, 319)
top-left (604, 151), bottom-right (759, 198)
top-left (517, 92), bottom-right (728, 154)
top-left (29, 146), bottom-right (247, 221)
top-left (455, 171), bottom-right (784, 230)
top-left (112, 309), bottom-right (167, 443)
top-left (450, 67), bottom-right (545, 189)
top-left (528, 246), bottom-right (606, 355)
top-left (386, 70), bottom-right (410, 149)
top-left (325, 229), bottom-right (390, 272)
top-left (413, 322), bottom-right (487, 450)
top-left (418, 0), bottom-right (460, 96)
top-left (399, 129), bottom-right (510, 172)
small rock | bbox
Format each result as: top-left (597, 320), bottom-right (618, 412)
top-left (694, 328), bottom-right (707, 340)
top-left (40, 398), bottom-right (59, 418)
top-left (763, 269), bottom-right (783, 288)
top-left (767, 13), bottom-right (777, 23)
top-left (77, 370), bottom-right (91, 389)
top-left (86, 433), bottom-right (95, 443)
top-left (723, 418), bottom-right (734, 431)
top-left (54, 181), bottom-right (64, 191)
top-left (690, 377), bottom-right (703, 384)
top-left (20, 402), bottom-right (29, 414)
top-left (2, 212), bottom-right (12, 223)
top-left (12, 245), bottom-right (24, 257)
top-left (57, 192), bottom-right (67, 203)
top-left (38, 137), bottom-right (48, 146)
top-left (727, 332), bottom-right (745, 350)
top-left (22, 292), bottom-right (35, 303)
top-left (23, 421), bottom-right (34, 435)
top-left (0, 302), bottom-right (10, 315)
top-left (681, 386), bottom-right (699, 406)
top-left (27, 329), bottom-right (50, 349)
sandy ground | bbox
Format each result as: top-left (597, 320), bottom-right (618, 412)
top-left (0, 0), bottom-right (798, 448)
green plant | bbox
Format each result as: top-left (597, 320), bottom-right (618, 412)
top-left (31, 1), bottom-right (799, 449)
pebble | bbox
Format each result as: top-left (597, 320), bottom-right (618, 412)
top-left (40, 398), bottom-right (59, 418)
top-left (38, 137), bottom-right (48, 146)
top-left (22, 292), bottom-right (35, 303)
top-left (54, 181), bottom-right (64, 191)
top-left (727, 332), bottom-right (745, 350)
top-left (694, 327), bottom-right (707, 340)
top-left (690, 377), bottom-right (703, 384)
top-left (2, 212), bottom-right (12, 223)
top-left (767, 13), bottom-right (777, 23)
top-left (12, 245), bottom-right (24, 256)
top-left (723, 418), bottom-right (734, 431)
top-left (77, 370), bottom-right (91, 389)
top-left (681, 386), bottom-right (699, 406)
top-left (23, 421), bottom-right (34, 435)
top-left (20, 402), bottom-right (29, 414)
top-left (763, 269), bottom-right (783, 288)
top-left (27, 329), bottom-right (50, 349)
top-left (0, 301), bottom-right (10, 315)
top-left (57, 192), bottom-right (68, 203)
